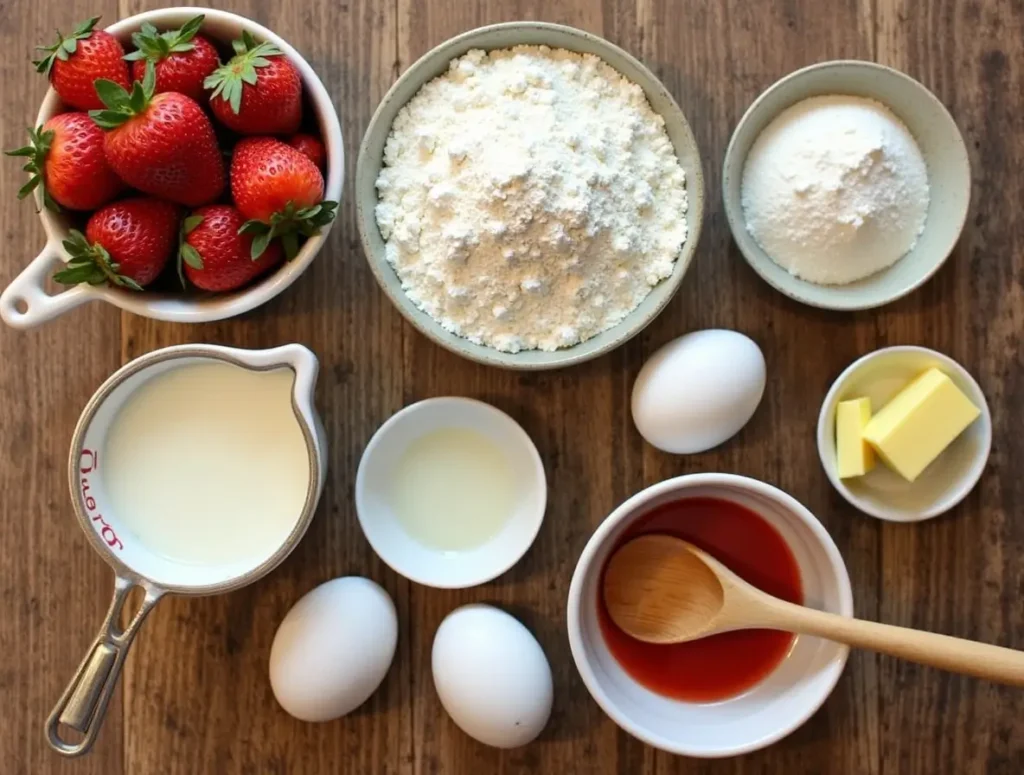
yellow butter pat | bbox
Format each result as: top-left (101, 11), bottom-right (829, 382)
top-left (836, 397), bottom-right (874, 478)
top-left (863, 368), bottom-right (980, 482)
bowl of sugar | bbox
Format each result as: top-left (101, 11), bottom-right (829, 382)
top-left (722, 60), bottom-right (971, 310)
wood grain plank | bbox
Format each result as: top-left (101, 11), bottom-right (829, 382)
top-left (392, 3), bottom-right (653, 774)
top-left (875, 0), bottom-right (1024, 773)
top-left (3, 0), bottom-right (1023, 772)
top-left (0, 3), bottom-right (125, 774)
top-left (631, 2), bottom-right (882, 774)
top-left (111, 1), bottom-right (406, 773)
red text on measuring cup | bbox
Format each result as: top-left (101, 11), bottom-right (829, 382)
top-left (79, 449), bottom-right (123, 551)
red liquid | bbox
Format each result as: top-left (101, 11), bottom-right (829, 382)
top-left (597, 497), bottom-right (803, 702)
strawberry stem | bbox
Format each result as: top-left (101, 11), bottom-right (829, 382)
top-left (238, 200), bottom-right (338, 260)
top-left (4, 126), bottom-right (59, 212)
top-left (124, 15), bottom-right (204, 64)
top-left (203, 30), bottom-right (282, 115)
top-left (53, 229), bottom-right (143, 290)
top-left (176, 214), bottom-right (205, 289)
top-left (89, 62), bottom-right (157, 129)
top-left (33, 16), bottom-right (101, 76)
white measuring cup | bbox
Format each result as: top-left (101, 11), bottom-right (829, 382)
top-left (45, 343), bottom-right (327, 757)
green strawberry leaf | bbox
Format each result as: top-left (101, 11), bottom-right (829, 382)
top-left (176, 212), bottom-right (206, 289)
top-left (55, 228), bottom-right (143, 289)
top-left (33, 16), bottom-right (100, 78)
top-left (5, 126), bottom-right (59, 212)
top-left (237, 220), bottom-right (266, 236)
top-left (250, 231), bottom-right (271, 260)
top-left (89, 110), bottom-right (127, 129)
top-left (142, 60), bottom-right (156, 98)
top-left (16, 177), bottom-right (41, 199)
top-left (281, 232), bottom-right (299, 261)
top-left (73, 16), bottom-right (101, 36)
top-left (89, 64), bottom-right (156, 130)
top-left (180, 243), bottom-right (203, 269)
top-left (176, 15), bottom-right (205, 43)
top-left (205, 30), bottom-right (282, 115)
top-left (125, 16), bottom-right (203, 64)
top-left (94, 78), bottom-right (131, 110)
top-left (237, 200), bottom-right (338, 260)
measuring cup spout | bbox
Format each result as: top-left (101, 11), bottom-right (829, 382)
top-left (45, 576), bottom-right (163, 756)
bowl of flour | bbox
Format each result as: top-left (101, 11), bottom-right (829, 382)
top-left (356, 22), bottom-right (704, 369)
top-left (723, 61), bottom-right (971, 311)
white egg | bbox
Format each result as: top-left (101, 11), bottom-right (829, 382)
top-left (269, 577), bottom-right (397, 722)
top-left (631, 329), bottom-right (766, 454)
top-left (432, 605), bottom-right (553, 748)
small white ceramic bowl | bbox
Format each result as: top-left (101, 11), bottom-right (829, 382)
top-left (817, 346), bottom-right (992, 522)
top-left (722, 60), bottom-right (970, 310)
top-left (567, 474), bottom-right (853, 758)
top-left (355, 397), bottom-right (546, 588)
top-left (0, 8), bottom-right (344, 330)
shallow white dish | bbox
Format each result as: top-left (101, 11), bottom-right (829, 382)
top-left (817, 346), bottom-right (992, 522)
top-left (0, 7), bottom-right (344, 330)
top-left (355, 397), bottom-right (546, 588)
top-left (722, 60), bottom-right (971, 310)
top-left (567, 473), bottom-right (853, 758)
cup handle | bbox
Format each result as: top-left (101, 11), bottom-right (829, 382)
top-left (45, 576), bottom-right (162, 757)
top-left (0, 241), bottom-right (95, 329)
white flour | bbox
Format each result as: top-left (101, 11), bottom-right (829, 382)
top-left (741, 95), bottom-right (929, 285)
top-left (375, 46), bottom-right (688, 352)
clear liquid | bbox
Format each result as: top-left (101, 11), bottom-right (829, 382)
top-left (388, 428), bottom-right (516, 552)
top-left (102, 363), bottom-right (309, 566)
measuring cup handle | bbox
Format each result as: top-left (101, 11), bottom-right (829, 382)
top-left (45, 576), bottom-right (162, 757)
top-left (0, 241), bottom-right (95, 329)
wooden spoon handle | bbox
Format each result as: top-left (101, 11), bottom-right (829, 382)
top-left (757, 599), bottom-right (1024, 687)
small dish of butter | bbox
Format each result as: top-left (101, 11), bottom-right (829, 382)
top-left (817, 346), bottom-right (992, 521)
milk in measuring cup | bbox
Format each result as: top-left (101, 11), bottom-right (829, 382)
top-left (101, 362), bottom-right (310, 566)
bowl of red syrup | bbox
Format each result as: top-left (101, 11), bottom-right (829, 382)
top-left (567, 474), bottom-right (853, 758)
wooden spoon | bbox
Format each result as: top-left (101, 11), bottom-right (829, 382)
top-left (603, 534), bottom-right (1024, 686)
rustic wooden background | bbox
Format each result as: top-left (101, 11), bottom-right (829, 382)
top-left (2, 0), bottom-right (1022, 773)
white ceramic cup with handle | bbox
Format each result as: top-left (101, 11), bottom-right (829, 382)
top-left (1, 8), bottom-right (343, 329)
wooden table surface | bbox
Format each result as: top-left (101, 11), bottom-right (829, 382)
top-left (2, 0), bottom-right (1023, 773)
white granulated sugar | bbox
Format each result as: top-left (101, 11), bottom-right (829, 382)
top-left (741, 95), bottom-right (929, 285)
top-left (374, 45), bottom-right (688, 353)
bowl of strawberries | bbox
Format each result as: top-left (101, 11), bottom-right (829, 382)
top-left (1, 8), bottom-right (342, 329)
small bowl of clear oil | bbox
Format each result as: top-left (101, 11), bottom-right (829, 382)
top-left (355, 397), bottom-right (547, 588)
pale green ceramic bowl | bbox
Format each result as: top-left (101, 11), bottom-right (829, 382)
top-left (356, 22), bottom-right (705, 369)
top-left (723, 61), bottom-right (971, 311)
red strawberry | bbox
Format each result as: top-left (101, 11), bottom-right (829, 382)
top-left (180, 205), bottom-right (283, 291)
top-left (205, 31), bottom-right (302, 135)
top-left (91, 66), bottom-right (225, 206)
top-left (288, 134), bottom-right (325, 171)
top-left (53, 198), bottom-right (179, 289)
top-left (125, 16), bottom-right (220, 102)
top-left (5, 113), bottom-right (122, 211)
top-left (230, 137), bottom-right (337, 259)
top-left (34, 16), bottom-right (129, 111)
